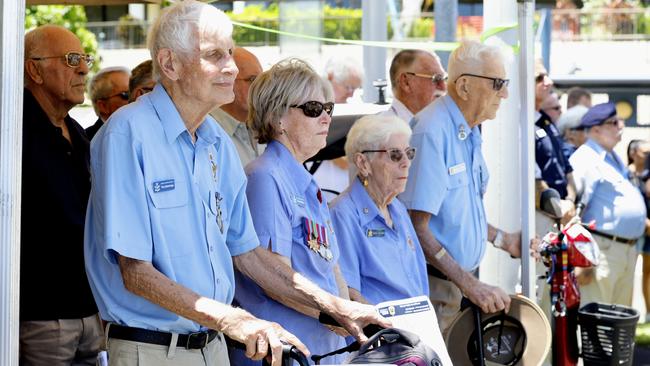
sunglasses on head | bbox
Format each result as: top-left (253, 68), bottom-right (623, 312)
top-left (31, 52), bottom-right (95, 68)
top-left (290, 101), bottom-right (334, 118)
top-left (101, 91), bottom-right (129, 101)
top-left (456, 73), bottom-right (509, 91)
top-left (361, 147), bottom-right (416, 163)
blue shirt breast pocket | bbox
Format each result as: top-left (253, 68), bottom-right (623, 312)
top-left (146, 179), bottom-right (188, 209)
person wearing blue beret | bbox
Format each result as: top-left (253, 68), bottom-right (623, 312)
top-left (569, 102), bottom-right (647, 306)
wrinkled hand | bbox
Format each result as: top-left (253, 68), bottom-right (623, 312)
top-left (560, 199), bottom-right (576, 226)
top-left (223, 313), bottom-right (308, 366)
top-left (575, 267), bottom-right (594, 287)
top-left (327, 300), bottom-right (392, 343)
top-left (463, 278), bottom-right (511, 314)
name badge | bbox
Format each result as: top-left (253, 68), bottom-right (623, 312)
top-left (153, 179), bottom-right (175, 193)
top-left (292, 195), bottom-right (306, 207)
top-left (367, 229), bottom-right (385, 238)
top-left (448, 163), bottom-right (466, 176)
top-left (535, 129), bottom-right (547, 139)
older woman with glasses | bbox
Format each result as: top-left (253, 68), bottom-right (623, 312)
top-left (232, 58), bottom-right (390, 365)
top-left (329, 115), bottom-right (428, 305)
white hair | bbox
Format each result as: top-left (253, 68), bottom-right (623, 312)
top-left (557, 105), bottom-right (589, 135)
top-left (146, 0), bottom-right (233, 81)
top-left (89, 66), bottom-right (130, 115)
top-left (345, 115), bottom-right (412, 177)
top-left (324, 56), bottom-right (364, 84)
top-left (447, 40), bottom-right (504, 83)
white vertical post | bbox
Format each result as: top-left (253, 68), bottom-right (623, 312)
top-left (480, 0), bottom-right (522, 293)
top-left (517, 0), bottom-right (536, 299)
top-left (0, 0), bottom-right (25, 365)
top-left (361, 0), bottom-right (387, 103)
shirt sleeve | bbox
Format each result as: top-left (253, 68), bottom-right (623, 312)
top-left (225, 176), bottom-right (260, 256)
top-left (329, 205), bottom-right (362, 292)
top-left (401, 131), bottom-right (449, 215)
top-left (92, 131), bottom-right (153, 264)
top-left (245, 169), bottom-right (293, 258)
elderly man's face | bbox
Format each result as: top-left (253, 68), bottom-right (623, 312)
top-left (30, 28), bottom-right (88, 107)
top-left (331, 74), bottom-right (361, 104)
top-left (566, 128), bottom-right (587, 147)
top-left (402, 54), bottom-right (447, 113)
top-left (98, 72), bottom-right (130, 120)
top-left (230, 49), bottom-right (262, 120)
top-left (593, 116), bottom-right (624, 150)
top-left (468, 58), bottom-right (509, 122)
top-left (178, 34), bottom-right (238, 108)
top-left (535, 69), bottom-right (553, 107)
top-left (541, 93), bottom-right (562, 123)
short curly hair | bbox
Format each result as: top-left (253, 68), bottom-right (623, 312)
top-left (247, 58), bottom-right (333, 144)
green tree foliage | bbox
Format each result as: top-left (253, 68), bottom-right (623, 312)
top-left (25, 5), bottom-right (100, 72)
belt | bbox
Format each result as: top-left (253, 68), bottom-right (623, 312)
top-left (588, 230), bottom-right (637, 245)
top-left (107, 324), bottom-right (219, 349)
top-left (426, 264), bottom-right (449, 281)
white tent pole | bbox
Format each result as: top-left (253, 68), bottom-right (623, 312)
top-left (361, 0), bottom-right (387, 103)
top-left (0, 0), bottom-right (25, 365)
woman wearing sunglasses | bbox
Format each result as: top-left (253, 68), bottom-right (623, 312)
top-left (329, 115), bottom-right (429, 306)
top-left (232, 58), bottom-right (387, 365)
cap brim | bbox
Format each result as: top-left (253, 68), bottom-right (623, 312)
top-left (445, 295), bottom-right (551, 366)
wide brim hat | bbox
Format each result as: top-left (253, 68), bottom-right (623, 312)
top-left (445, 295), bottom-right (551, 366)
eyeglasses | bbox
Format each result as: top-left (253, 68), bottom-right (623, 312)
top-left (545, 106), bottom-right (562, 112)
top-left (361, 147), bottom-right (416, 163)
top-left (405, 72), bottom-right (448, 85)
top-left (535, 73), bottom-right (548, 83)
top-left (601, 118), bottom-right (623, 127)
top-left (30, 52), bottom-right (95, 68)
top-left (456, 73), bottom-right (510, 91)
top-left (290, 101), bottom-right (335, 118)
top-left (101, 91), bottom-right (129, 101)
top-left (236, 75), bottom-right (257, 83)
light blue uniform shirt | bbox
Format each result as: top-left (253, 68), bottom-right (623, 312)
top-left (569, 138), bottom-right (645, 239)
top-left (400, 95), bottom-right (489, 271)
top-left (330, 178), bottom-right (429, 305)
top-left (233, 140), bottom-right (345, 365)
top-left (85, 84), bottom-right (259, 333)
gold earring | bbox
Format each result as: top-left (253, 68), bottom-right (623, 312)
top-left (362, 176), bottom-right (369, 187)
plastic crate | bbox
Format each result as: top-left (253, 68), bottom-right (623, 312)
top-left (578, 302), bottom-right (639, 366)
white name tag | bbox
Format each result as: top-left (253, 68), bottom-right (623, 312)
top-left (535, 129), bottom-right (547, 138)
top-left (448, 163), bottom-right (466, 175)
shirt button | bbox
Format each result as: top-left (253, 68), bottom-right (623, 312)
top-left (209, 246), bottom-right (214, 252)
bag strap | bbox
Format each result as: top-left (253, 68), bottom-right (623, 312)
top-left (310, 342), bottom-right (360, 365)
top-left (357, 328), bottom-right (419, 354)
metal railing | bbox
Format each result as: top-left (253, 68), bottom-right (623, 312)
top-left (551, 7), bottom-right (650, 41)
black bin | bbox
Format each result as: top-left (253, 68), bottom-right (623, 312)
top-left (579, 302), bottom-right (639, 366)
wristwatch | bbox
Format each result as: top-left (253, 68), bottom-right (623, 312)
top-left (492, 229), bottom-right (505, 249)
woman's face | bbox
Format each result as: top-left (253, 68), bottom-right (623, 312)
top-left (365, 132), bottom-right (413, 198)
top-left (280, 91), bottom-right (333, 161)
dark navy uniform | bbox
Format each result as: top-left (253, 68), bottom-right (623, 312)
top-left (535, 111), bottom-right (573, 199)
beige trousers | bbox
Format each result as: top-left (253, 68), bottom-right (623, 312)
top-left (19, 314), bottom-right (104, 366)
top-left (106, 332), bottom-right (229, 366)
top-left (579, 234), bottom-right (638, 307)
top-left (428, 274), bottom-right (463, 338)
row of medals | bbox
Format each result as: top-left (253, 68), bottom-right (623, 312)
top-left (306, 220), bottom-right (333, 261)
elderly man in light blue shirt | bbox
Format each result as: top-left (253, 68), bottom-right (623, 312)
top-left (85, 2), bottom-right (385, 365)
top-left (569, 102), bottom-right (646, 306)
top-left (401, 41), bottom-right (529, 333)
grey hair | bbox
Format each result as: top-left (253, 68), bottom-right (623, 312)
top-left (248, 58), bottom-right (333, 144)
top-left (556, 105), bottom-right (589, 135)
top-left (89, 67), bottom-right (130, 114)
top-left (324, 56), bottom-right (364, 84)
top-left (344, 114), bottom-right (412, 177)
top-left (447, 40), bottom-right (504, 83)
top-left (147, 0), bottom-right (232, 81)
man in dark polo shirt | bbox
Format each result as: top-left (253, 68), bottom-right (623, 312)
top-left (21, 24), bottom-right (102, 365)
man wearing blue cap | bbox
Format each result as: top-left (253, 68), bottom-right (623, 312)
top-left (569, 102), bottom-right (646, 306)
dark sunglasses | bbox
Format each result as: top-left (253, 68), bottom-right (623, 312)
top-left (405, 72), bottom-right (448, 85)
top-left (535, 73), bottom-right (548, 83)
top-left (101, 91), bottom-right (129, 101)
top-left (361, 147), bottom-right (416, 163)
top-left (31, 52), bottom-right (95, 68)
top-left (600, 118), bottom-right (623, 127)
top-left (290, 101), bottom-right (334, 118)
top-left (457, 73), bottom-right (509, 91)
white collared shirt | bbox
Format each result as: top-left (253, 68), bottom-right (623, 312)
top-left (379, 98), bottom-right (414, 126)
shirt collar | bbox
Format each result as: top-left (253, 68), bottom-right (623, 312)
top-left (584, 138), bottom-right (608, 160)
top-left (390, 98), bottom-right (414, 122)
top-left (349, 178), bottom-right (382, 227)
top-left (149, 84), bottom-right (220, 147)
top-left (442, 95), bottom-right (479, 140)
top-left (267, 140), bottom-right (313, 192)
